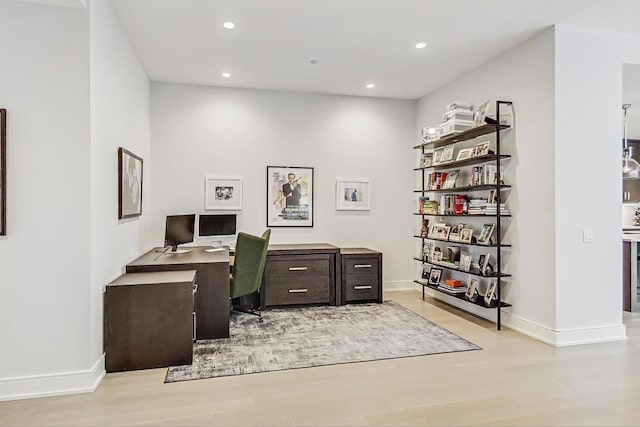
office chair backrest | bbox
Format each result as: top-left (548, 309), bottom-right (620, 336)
top-left (231, 230), bottom-right (271, 299)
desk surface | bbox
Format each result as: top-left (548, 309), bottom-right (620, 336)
top-left (109, 270), bottom-right (197, 287)
top-left (128, 246), bottom-right (230, 266)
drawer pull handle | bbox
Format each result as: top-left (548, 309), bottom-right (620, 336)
top-left (353, 264), bottom-right (372, 268)
top-left (354, 285), bottom-right (372, 290)
top-left (288, 267), bottom-right (308, 271)
top-left (288, 288), bottom-right (308, 293)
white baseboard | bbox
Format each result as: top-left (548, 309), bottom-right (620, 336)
top-left (507, 316), bottom-right (627, 347)
top-left (383, 280), bottom-right (421, 291)
top-left (0, 354), bottom-right (105, 401)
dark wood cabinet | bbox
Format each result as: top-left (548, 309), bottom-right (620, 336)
top-left (341, 248), bottom-right (382, 304)
top-left (104, 270), bottom-right (196, 373)
top-left (262, 244), bottom-right (340, 307)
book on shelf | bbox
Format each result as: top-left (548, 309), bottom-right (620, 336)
top-left (441, 169), bottom-right (460, 189)
top-left (428, 171), bottom-right (448, 190)
top-left (437, 284), bottom-right (468, 294)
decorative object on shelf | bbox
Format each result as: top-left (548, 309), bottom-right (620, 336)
top-left (441, 145), bottom-right (455, 162)
top-left (473, 100), bottom-right (491, 127)
top-left (473, 140), bottom-right (490, 157)
top-left (460, 253), bottom-right (472, 272)
top-left (420, 219), bottom-right (430, 237)
top-left (420, 152), bottom-right (433, 168)
top-left (446, 246), bottom-right (461, 262)
top-left (428, 267), bottom-right (443, 286)
top-left (484, 281), bottom-right (499, 307)
top-left (0, 108), bottom-right (5, 235)
top-left (459, 228), bottom-right (473, 243)
top-left (442, 170), bottom-right (460, 189)
top-left (465, 279), bottom-right (479, 302)
top-left (433, 148), bottom-right (444, 164)
top-left (118, 147), bottom-right (143, 219)
top-left (448, 223), bottom-right (464, 242)
top-left (477, 224), bottom-right (495, 245)
top-left (267, 166), bottom-right (314, 227)
top-left (336, 177), bottom-right (370, 211)
top-left (456, 148), bottom-right (474, 161)
top-left (204, 176), bottom-right (243, 211)
top-left (622, 104), bottom-right (640, 178)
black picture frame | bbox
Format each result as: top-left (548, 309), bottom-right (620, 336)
top-left (267, 166), bottom-right (314, 227)
top-left (427, 267), bottom-right (443, 286)
top-left (0, 109), bottom-right (5, 235)
top-left (118, 147), bottom-right (143, 219)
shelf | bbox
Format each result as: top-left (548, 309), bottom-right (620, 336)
top-left (414, 281), bottom-right (511, 308)
top-left (413, 154), bottom-right (511, 171)
top-left (414, 213), bottom-right (511, 218)
top-left (413, 124), bottom-right (511, 150)
top-left (414, 184), bottom-right (511, 194)
top-left (413, 258), bottom-right (512, 278)
top-left (413, 235), bottom-right (511, 248)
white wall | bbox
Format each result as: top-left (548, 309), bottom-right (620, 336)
top-left (553, 26), bottom-right (640, 341)
top-left (417, 29), bottom-right (558, 339)
top-left (0, 1), bottom-right (93, 398)
top-left (89, 0), bottom-right (150, 366)
top-left (150, 84), bottom-right (416, 283)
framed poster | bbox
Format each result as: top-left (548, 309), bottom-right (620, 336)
top-left (336, 177), bottom-right (370, 211)
top-left (0, 109), bottom-right (5, 235)
top-left (267, 166), bottom-right (313, 227)
top-left (118, 147), bottom-right (143, 219)
top-left (205, 176), bottom-right (243, 210)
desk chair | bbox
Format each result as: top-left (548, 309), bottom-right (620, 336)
top-left (230, 229), bottom-right (271, 321)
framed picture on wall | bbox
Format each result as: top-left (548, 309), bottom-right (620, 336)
top-left (0, 109), bottom-right (6, 235)
top-left (118, 147), bottom-right (143, 219)
top-left (336, 177), bottom-right (370, 211)
top-left (205, 176), bottom-right (243, 210)
top-left (267, 166), bottom-right (314, 227)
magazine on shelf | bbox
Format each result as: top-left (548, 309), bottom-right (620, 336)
top-left (441, 169), bottom-right (460, 189)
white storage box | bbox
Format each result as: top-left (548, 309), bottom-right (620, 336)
top-left (438, 119), bottom-right (474, 136)
top-left (443, 108), bottom-right (474, 121)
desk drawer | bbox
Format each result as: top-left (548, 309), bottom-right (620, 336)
top-left (264, 276), bottom-right (330, 306)
top-left (344, 257), bottom-right (379, 275)
top-left (265, 255), bottom-right (331, 278)
top-left (345, 274), bottom-right (379, 301)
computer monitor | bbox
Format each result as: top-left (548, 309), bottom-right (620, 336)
top-left (164, 214), bottom-right (195, 252)
top-left (198, 214), bottom-right (237, 237)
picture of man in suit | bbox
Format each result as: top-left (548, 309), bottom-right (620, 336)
top-left (282, 173), bottom-right (302, 207)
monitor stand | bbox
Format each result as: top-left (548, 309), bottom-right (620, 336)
top-left (167, 245), bottom-right (190, 254)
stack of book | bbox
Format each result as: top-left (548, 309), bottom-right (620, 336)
top-left (422, 200), bottom-right (439, 215)
top-left (438, 279), bottom-right (467, 295)
top-left (467, 198), bottom-right (486, 215)
top-left (485, 203), bottom-right (510, 215)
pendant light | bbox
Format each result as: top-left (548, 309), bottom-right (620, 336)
top-left (622, 104), bottom-right (640, 178)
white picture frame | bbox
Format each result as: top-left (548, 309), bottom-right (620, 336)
top-left (336, 177), bottom-right (370, 211)
top-left (205, 176), bottom-right (243, 211)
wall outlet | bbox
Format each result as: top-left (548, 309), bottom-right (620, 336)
top-left (583, 229), bottom-right (595, 243)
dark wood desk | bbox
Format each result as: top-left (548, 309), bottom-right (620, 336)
top-left (126, 247), bottom-right (230, 339)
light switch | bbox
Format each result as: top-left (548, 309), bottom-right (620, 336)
top-left (583, 229), bottom-right (595, 243)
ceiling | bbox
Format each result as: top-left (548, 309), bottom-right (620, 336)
top-left (108, 0), bottom-right (640, 100)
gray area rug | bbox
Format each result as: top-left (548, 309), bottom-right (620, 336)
top-left (165, 301), bottom-right (480, 383)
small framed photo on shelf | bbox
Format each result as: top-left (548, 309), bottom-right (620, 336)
top-left (479, 253), bottom-right (492, 276)
top-left (420, 218), bottom-right (430, 237)
top-left (441, 145), bottom-right (454, 163)
top-left (487, 189), bottom-right (497, 204)
top-left (459, 253), bottom-right (472, 272)
top-left (459, 228), bottom-right (474, 243)
top-left (433, 148), bottom-right (444, 164)
top-left (477, 223), bottom-right (495, 245)
top-left (448, 223), bottom-right (465, 242)
top-left (465, 279), bottom-right (479, 302)
top-left (484, 281), bottom-right (499, 306)
top-left (422, 241), bottom-right (433, 261)
top-left (431, 247), bottom-right (443, 263)
top-left (420, 152), bottom-right (433, 168)
top-left (428, 267), bottom-right (443, 286)
top-left (434, 225), bottom-right (451, 240)
top-left (473, 141), bottom-right (490, 157)
top-left (455, 148), bottom-right (474, 161)
top-left (421, 265), bottom-right (430, 281)
top-left (474, 100), bottom-right (491, 127)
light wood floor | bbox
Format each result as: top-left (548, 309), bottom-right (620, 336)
top-left (3, 289), bottom-right (640, 426)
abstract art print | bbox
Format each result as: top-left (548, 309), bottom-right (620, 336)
top-left (118, 147), bottom-right (143, 219)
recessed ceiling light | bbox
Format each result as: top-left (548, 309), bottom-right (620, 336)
top-left (222, 72), bottom-right (231, 78)
top-left (366, 83), bottom-right (375, 89)
top-left (310, 59), bottom-right (319, 64)
top-left (415, 42), bottom-right (427, 49)
top-left (223, 21), bottom-right (235, 29)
